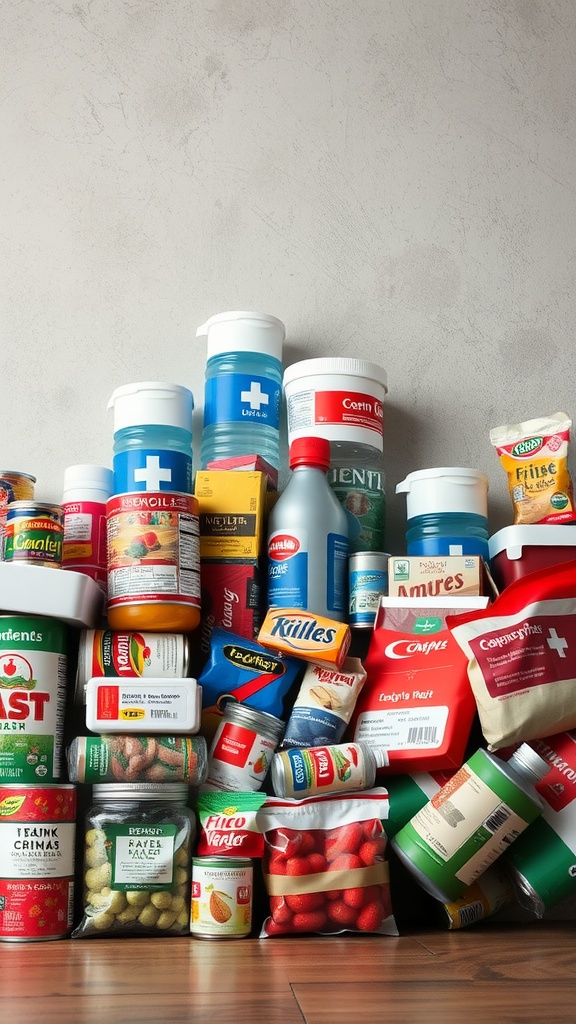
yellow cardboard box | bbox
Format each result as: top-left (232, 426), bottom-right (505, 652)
top-left (194, 470), bottom-right (268, 560)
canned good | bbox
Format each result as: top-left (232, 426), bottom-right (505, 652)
top-left (0, 616), bottom-right (68, 783)
top-left (348, 551), bottom-right (389, 628)
top-left (106, 491), bottom-right (201, 633)
top-left (0, 783), bottom-right (76, 941)
top-left (191, 857), bottom-right (253, 938)
top-left (0, 473), bottom-right (36, 547)
top-left (203, 702), bottom-right (284, 793)
top-left (67, 734), bottom-right (208, 785)
top-left (75, 629), bottom-right (191, 705)
top-left (3, 502), bottom-right (64, 567)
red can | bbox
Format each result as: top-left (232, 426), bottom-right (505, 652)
top-left (0, 784), bottom-right (76, 941)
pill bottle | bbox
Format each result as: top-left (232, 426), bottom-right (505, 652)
top-left (108, 381), bottom-right (194, 496)
top-left (197, 311), bottom-right (285, 472)
top-left (391, 744), bottom-right (550, 903)
top-left (73, 782), bottom-right (195, 938)
top-left (270, 741), bottom-right (389, 798)
top-left (61, 464), bottom-right (113, 591)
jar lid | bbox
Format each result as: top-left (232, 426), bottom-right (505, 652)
top-left (221, 700), bottom-right (285, 741)
top-left (93, 782), bottom-right (189, 801)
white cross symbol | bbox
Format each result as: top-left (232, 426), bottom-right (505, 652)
top-left (546, 627), bottom-right (569, 658)
top-left (133, 456), bottom-right (172, 490)
top-left (241, 380), bottom-right (269, 411)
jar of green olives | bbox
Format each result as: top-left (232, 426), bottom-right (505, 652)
top-left (72, 782), bottom-right (195, 938)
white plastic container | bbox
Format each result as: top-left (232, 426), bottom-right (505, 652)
top-left (396, 467), bottom-right (489, 518)
top-left (84, 676), bottom-right (202, 734)
top-left (283, 357), bottom-right (387, 462)
top-left (62, 464), bottom-right (113, 591)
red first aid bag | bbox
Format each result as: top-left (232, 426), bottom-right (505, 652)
top-left (447, 559), bottom-right (576, 750)
top-left (349, 597), bottom-right (489, 774)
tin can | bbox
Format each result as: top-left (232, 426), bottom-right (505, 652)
top-left (191, 856), bottom-right (253, 938)
top-left (203, 702), bottom-right (284, 793)
top-left (0, 783), bottom-right (76, 941)
top-left (348, 551), bottom-right (389, 628)
top-left (0, 616), bottom-right (68, 783)
top-left (75, 629), bottom-right (191, 705)
top-left (3, 502), bottom-right (64, 567)
top-left (0, 473), bottom-right (36, 550)
top-left (66, 734), bottom-right (208, 785)
top-left (106, 491), bottom-right (201, 633)
top-left (436, 863), bottom-right (514, 929)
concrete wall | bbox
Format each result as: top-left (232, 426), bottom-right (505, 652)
top-left (2, 0), bottom-right (576, 553)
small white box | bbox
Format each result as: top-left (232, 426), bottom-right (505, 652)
top-left (85, 677), bottom-right (202, 734)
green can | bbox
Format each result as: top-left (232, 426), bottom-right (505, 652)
top-left (0, 616), bottom-right (68, 782)
top-left (391, 745), bottom-right (549, 903)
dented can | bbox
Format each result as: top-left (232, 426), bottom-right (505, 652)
top-left (191, 856), bottom-right (253, 939)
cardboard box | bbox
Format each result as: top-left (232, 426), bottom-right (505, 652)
top-left (195, 470), bottom-right (268, 560)
top-left (388, 555), bottom-right (485, 598)
top-left (197, 560), bottom-right (263, 658)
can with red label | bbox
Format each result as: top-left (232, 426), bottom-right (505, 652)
top-left (75, 629), bottom-right (191, 704)
top-left (191, 856), bottom-right (253, 939)
top-left (0, 783), bottom-right (76, 941)
top-left (106, 491), bottom-right (201, 633)
top-left (203, 702), bottom-right (284, 793)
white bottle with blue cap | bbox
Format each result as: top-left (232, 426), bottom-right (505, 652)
top-left (108, 382), bottom-right (194, 496)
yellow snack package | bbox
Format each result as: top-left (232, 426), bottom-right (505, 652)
top-left (490, 411), bottom-right (576, 525)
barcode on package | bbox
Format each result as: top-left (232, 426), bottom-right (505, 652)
top-left (151, 710), bottom-right (177, 719)
top-left (483, 806), bottom-right (511, 832)
top-left (407, 725), bottom-right (438, 746)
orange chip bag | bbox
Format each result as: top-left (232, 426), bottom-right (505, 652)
top-left (490, 411), bottom-right (576, 525)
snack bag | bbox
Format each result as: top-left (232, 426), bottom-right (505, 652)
top-left (196, 791), bottom-right (267, 858)
top-left (257, 789), bottom-right (397, 936)
top-left (447, 559), bottom-right (576, 750)
top-left (279, 657), bottom-right (367, 749)
top-left (490, 411), bottom-right (576, 525)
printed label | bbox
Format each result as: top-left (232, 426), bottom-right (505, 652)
top-left (206, 722), bottom-right (276, 792)
top-left (467, 612), bottom-right (575, 699)
top-left (355, 706), bottom-right (448, 750)
top-left (108, 824), bottom-right (176, 889)
top-left (113, 449), bottom-right (192, 495)
top-left (191, 860), bottom-right (253, 936)
top-left (280, 743), bottom-right (368, 795)
top-left (204, 373), bottom-right (281, 429)
top-left (107, 492), bottom-right (201, 609)
top-left (62, 501), bottom-right (107, 569)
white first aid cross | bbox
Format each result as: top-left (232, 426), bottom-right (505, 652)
top-left (546, 627), bottom-right (569, 658)
top-left (133, 456), bottom-right (172, 490)
top-left (241, 381), bottom-right (269, 410)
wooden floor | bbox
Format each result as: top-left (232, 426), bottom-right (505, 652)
top-left (1, 923), bottom-right (575, 1023)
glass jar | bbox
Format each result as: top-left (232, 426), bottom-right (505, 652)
top-left (72, 782), bottom-right (195, 938)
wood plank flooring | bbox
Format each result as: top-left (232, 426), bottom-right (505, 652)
top-left (1, 924), bottom-right (574, 1024)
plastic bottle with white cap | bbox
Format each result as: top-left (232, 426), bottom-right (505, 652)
top-left (62, 464), bottom-right (114, 592)
top-left (197, 311), bottom-right (285, 473)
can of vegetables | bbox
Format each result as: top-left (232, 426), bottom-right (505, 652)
top-left (191, 857), bottom-right (253, 939)
top-left (106, 490), bottom-right (201, 633)
top-left (74, 629), bottom-right (191, 704)
top-left (66, 735), bottom-right (208, 785)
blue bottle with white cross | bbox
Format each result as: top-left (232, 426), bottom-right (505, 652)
top-left (108, 382), bottom-right (194, 495)
top-left (197, 311), bottom-right (285, 473)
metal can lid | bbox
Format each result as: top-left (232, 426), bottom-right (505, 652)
top-left (93, 782), bottom-right (190, 801)
top-left (220, 700), bottom-right (285, 742)
top-left (6, 500), bottom-right (63, 516)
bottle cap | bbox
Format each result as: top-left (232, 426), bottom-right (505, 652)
top-left (371, 747), bottom-right (389, 770)
top-left (289, 436), bottom-right (331, 470)
top-left (196, 310), bottom-right (285, 360)
top-left (108, 382), bottom-right (194, 432)
top-left (508, 743), bottom-right (550, 784)
top-left (63, 465), bottom-right (114, 503)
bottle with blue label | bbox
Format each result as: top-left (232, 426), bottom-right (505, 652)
top-left (197, 311), bottom-right (285, 472)
top-left (108, 381), bottom-right (194, 495)
top-left (267, 436), bottom-right (349, 621)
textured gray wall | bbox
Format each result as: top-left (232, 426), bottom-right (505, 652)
top-left (2, 1), bottom-right (576, 555)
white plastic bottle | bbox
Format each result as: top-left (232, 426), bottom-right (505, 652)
top-left (62, 464), bottom-right (114, 592)
top-left (267, 436), bottom-right (349, 621)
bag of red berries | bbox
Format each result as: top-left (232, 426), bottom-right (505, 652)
top-left (257, 789), bottom-right (398, 936)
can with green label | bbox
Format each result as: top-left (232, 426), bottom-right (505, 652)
top-left (0, 615), bottom-right (68, 783)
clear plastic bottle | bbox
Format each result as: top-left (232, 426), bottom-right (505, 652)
top-left (270, 741), bottom-right (389, 797)
top-left (391, 743), bottom-right (550, 903)
top-left (267, 436), bottom-right (349, 621)
top-left (197, 311), bottom-right (285, 472)
top-left (108, 381), bottom-right (194, 496)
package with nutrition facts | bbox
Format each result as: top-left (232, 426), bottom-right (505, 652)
top-left (348, 597), bottom-right (489, 774)
top-left (447, 560), bottom-right (576, 750)
top-left (490, 411), bottom-right (576, 525)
